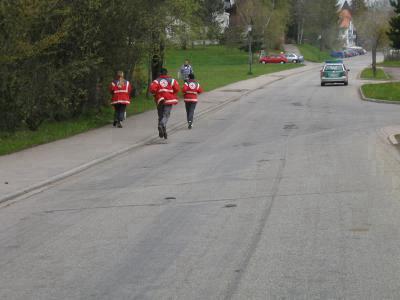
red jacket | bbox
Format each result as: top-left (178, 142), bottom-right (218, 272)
top-left (109, 80), bottom-right (132, 105)
top-left (150, 75), bottom-right (180, 105)
top-left (182, 80), bottom-right (203, 102)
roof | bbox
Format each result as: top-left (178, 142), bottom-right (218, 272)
top-left (340, 16), bottom-right (351, 28)
top-left (339, 2), bottom-right (352, 29)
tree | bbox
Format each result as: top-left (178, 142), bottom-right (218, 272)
top-left (303, 0), bottom-right (340, 51)
top-left (261, 0), bottom-right (291, 50)
top-left (196, 0), bottom-right (224, 41)
top-left (226, 0), bottom-right (291, 51)
top-left (388, 0), bottom-right (400, 49)
top-left (356, 5), bottom-right (391, 76)
top-left (0, 0), bottom-right (200, 132)
top-left (290, 0), bottom-right (306, 44)
top-left (287, 0), bottom-right (340, 50)
top-left (350, 0), bottom-right (367, 46)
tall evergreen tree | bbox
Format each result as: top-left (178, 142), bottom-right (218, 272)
top-left (388, 0), bottom-right (400, 49)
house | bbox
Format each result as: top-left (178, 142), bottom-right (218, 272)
top-left (339, 1), bottom-right (356, 47)
top-left (216, 0), bottom-right (234, 30)
top-left (224, 0), bottom-right (235, 15)
top-left (224, 0), bottom-right (244, 29)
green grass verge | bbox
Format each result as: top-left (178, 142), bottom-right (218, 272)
top-left (0, 96), bottom-right (155, 156)
top-left (377, 60), bottom-right (400, 68)
top-left (362, 82), bottom-right (400, 102)
top-left (297, 44), bottom-right (333, 63)
top-left (360, 68), bottom-right (390, 80)
top-left (0, 45), bottom-right (302, 156)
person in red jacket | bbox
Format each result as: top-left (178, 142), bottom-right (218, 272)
top-left (150, 68), bottom-right (180, 139)
top-left (182, 73), bottom-right (203, 129)
top-left (109, 71), bottom-right (132, 128)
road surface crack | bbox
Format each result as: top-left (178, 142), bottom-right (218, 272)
top-left (223, 142), bottom-right (289, 299)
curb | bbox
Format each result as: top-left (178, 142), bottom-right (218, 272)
top-left (0, 134), bottom-right (160, 205)
top-left (359, 85), bottom-right (400, 146)
top-left (379, 127), bottom-right (400, 145)
top-left (359, 85), bottom-right (400, 105)
top-left (0, 66), bottom-right (314, 205)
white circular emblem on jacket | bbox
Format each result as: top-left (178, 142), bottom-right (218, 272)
top-left (189, 82), bottom-right (196, 89)
top-left (160, 79), bottom-right (168, 88)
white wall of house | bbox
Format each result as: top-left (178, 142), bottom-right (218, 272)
top-left (216, 12), bottom-right (230, 31)
top-left (341, 21), bottom-right (356, 47)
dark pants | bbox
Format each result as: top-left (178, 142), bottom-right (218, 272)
top-left (113, 104), bottom-right (126, 122)
top-left (157, 104), bottom-right (172, 128)
top-left (185, 102), bottom-right (197, 123)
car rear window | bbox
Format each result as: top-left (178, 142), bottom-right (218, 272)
top-left (324, 65), bottom-right (344, 71)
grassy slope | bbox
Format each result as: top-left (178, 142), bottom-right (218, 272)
top-left (0, 45), bottom-right (301, 156)
top-left (164, 46), bottom-right (301, 91)
top-left (297, 44), bottom-right (333, 63)
top-left (362, 82), bottom-right (400, 102)
top-left (360, 68), bottom-right (390, 80)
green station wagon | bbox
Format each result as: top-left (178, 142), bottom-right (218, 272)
top-left (320, 60), bottom-right (349, 86)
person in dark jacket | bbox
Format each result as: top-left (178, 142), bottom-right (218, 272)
top-left (179, 59), bottom-right (194, 82)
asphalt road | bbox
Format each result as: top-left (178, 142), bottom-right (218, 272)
top-left (2, 55), bottom-right (400, 300)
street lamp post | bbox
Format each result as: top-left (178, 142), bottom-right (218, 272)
top-left (317, 34), bottom-right (322, 61)
top-left (248, 24), bottom-right (253, 75)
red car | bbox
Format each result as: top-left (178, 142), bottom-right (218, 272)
top-left (259, 54), bottom-right (288, 64)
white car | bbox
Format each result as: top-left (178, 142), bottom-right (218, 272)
top-left (285, 53), bottom-right (304, 63)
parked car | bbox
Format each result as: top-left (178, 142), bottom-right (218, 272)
top-left (344, 49), bottom-right (360, 57)
top-left (285, 53), bottom-right (304, 63)
top-left (349, 49), bottom-right (359, 56)
top-left (320, 60), bottom-right (349, 86)
top-left (259, 54), bottom-right (288, 64)
top-left (331, 50), bottom-right (345, 58)
top-left (347, 46), bottom-right (367, 55)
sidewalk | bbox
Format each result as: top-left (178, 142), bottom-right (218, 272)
top-left (383, 67), bottom-right (400, 81)
top-left (0, 64), bottom-right (318, 203)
